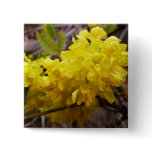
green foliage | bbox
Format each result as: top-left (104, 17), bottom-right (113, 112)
top-left (36, 32), bottom-right (58, 55)
top-left (97, 24), bottom-right (118, 34)
top-left (43, 24), bottom-right (56, 39)
top-left (112, 87), bottom-right (121, 96)
top-left (57, 32), bottom-right (66, 52)
top-left (27, 54), bottom-right (34, 60)
top-left (112, 85), bottom-right (125, 97)
top-left (38, 50), bottom-right (49, 58)
top-left (36, 24), bottom-right (66, 55)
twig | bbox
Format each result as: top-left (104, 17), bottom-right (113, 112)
top-left (24, 26), bottom-right (42, 34)
top-left (119, 25), bottom-right (128, 41)
top-left (105, 106), bottom-right (118, 112)
top-left (24, 117), bottom-right (39, 127)
top-left (65, 25), bottom-right (73, 33)
top-left (53, 24), bottom-right (69, 28)
top-left (24, 103), bottom-right (84, 120)
top-left (65, 28), bottom-right (76, 37)
top-left (41, 115), bottom-right (45, 128)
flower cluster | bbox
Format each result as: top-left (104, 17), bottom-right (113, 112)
top-left (46, 106), bottom-right (97, 127)
top-left (24, 26), bottom-right (128, 126)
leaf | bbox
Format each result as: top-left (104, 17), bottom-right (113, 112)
top-left (43, 24), bottom-right (56, 39)
top-left (57, 32), bottom-right (65, 52)
top-left (36, 32), bottom-right (58, 55)
top-left (103, 24), bottom-right (118, 34)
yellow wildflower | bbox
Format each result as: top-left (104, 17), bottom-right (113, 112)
top-left (24, 26), bottom-right (128, 126)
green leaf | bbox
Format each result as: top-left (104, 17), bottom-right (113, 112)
top-left (27, 54), bottom-right (34, 60)
top-left (36, 32), bottom-right (58, 55)
top-left (38, 50), bottom-right (48, 58)
top-left (57, 32), bottom-right (65, 52)
top-left (43, 24), bottom-right (56, 39)
top-left (103, 24), bottom-right (118, 34)
top-left (112, 87), bottom-right (121, 96)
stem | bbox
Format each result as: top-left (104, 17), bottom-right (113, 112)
top-left (24, 103), bottom-right (84, 120)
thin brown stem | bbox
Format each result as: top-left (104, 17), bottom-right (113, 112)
top-left (24, 103), bottom-right (84, 120)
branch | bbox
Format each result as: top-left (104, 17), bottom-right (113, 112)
top-left (119, 25), bottom-right (128, 41)
top-left (24, 117), bottom-right (39, 127)
top-left (24, 103), bottom-right (84, 120)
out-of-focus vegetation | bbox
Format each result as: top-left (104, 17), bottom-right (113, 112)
top-left (36, 24), bottom-right (65, 55)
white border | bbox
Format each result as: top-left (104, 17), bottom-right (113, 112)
top-left (0, 0), bottom-right (152, 151)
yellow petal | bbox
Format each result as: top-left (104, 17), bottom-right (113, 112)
top-left (72, 89), bottom-right (79, 103)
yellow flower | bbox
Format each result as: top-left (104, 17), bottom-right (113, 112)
top-left (24, 26), bottom-right (128, 125)
top-left (90, 26), bottom-right (107, 40)
top-left (88, 24), bottom-right (96, 28)
top-left (46, 106), bottom-right (97, 127)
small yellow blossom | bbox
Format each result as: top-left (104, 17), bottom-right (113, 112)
top-left (88, 24), bottom-right (96, 28)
